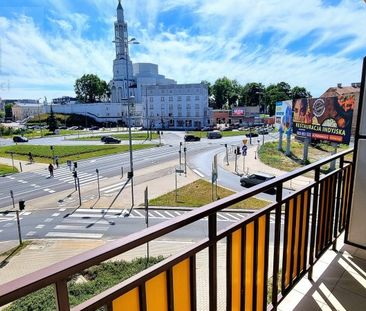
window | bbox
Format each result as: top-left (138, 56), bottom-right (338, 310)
top-left (178, 111), bottom-right (182, 117)
top-left (187, 104), bottom-right (191, 109)
top-left (195, 110), bottom-right (200, 117)
top-left (150, 104), bottom-right (154, 109)
top-left (169, 104), bottom-right (173, 110)
top-left (187, 111), bottom-right (191, 117)
top-left (178, 104), bottom-right (182, 109)
top-left (150, 97), bottom-right (154, 102)
top-left (195, 104), bottom-right (200, 109)
top-left (161, 97), bottom-right (165, 102)
top-left (195, 96), bottom-right (200, 101)
top-left (178, 96), bottom-right (182, 101)
top-left (169, 96), bottom-right (173, 101)
top-left (186, 96), bottom-right (191, 101)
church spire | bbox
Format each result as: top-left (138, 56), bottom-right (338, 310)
top-left (117, 0), bottom-right (124, 22)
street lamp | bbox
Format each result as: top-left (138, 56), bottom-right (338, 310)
top-left (114, 36), bottom-right (140, 208)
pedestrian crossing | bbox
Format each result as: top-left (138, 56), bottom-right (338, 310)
top-left (0, 211), bottom-right (32, 223)
top-left (33, 167), bottom-right (107, 186)
top-left (38, 208), bottom-right (284, 240)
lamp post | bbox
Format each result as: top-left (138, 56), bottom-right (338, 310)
top-left (113, 36), bottom-right (140, 207)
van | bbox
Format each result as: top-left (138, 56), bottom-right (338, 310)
top-left (207, 131), bottom-right (222, 139)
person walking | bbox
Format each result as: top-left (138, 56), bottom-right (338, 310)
top-left (55, 156), bottom-right (59, 169)
top-left (48, 163), bottom-right (54, 178)
top-left (28, 152), bottom-right (33, 164)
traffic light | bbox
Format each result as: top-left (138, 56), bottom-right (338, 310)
top-left (73, 171), bottom-right (77, 178)
top-left (74, 162), bottom-right (77, 169)
top-left (236, 147), bottom-right (240, 155)
top-left (225, 144), bottom-right (227, 148)
top-left (19, 200), bottom-right (25, 211)
top-left (127, 171), bottom-right (133, 179)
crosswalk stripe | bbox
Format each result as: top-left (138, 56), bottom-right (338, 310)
top-left (76, 208), bottom-right (123, 214)
top-left (62, 218), bottom-right (112, 225)
top-left (45, 232), bottom-right (103, 239)
top-left (154, 211), bottom-right (167, 218)
top-left (134, 210), bottom-right (144, 217)
top-left (54, 225), bottom-right (109, 231)
top-left (165, 211), bottom-right (175, 218)
top-left (225, 213), bottom-right (242, 221)
top-left (217, 213), bottom-right (230, 221)
top-left (100, 181), bottom-right (126, 191)
top-left (68, 213), bottom-right (118, 219)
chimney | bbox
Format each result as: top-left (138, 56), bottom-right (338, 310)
top-left (337, 83), bottom-right (342, 88)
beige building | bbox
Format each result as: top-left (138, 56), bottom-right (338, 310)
top-left (12, 103), bottom-right (45, 122)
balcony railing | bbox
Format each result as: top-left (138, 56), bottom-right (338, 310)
top-left (0, 149), bottom-right (353, 311)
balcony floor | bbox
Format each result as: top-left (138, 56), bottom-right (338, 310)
top-left (278, 234), bottom-right (366, 311)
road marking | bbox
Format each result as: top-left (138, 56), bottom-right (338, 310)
top-left (17, 180), bottom-right (28, 184)
top-left (44, 188), bottom-right (51, 192)
top-left (165, 211), bottom-right (175, 218)
top-left (26, 231), bottom-right (36, 236)
top-left (44, 218), bottom-right (53, 223)
top-left (52, 213), bottom-right (60, 217)
top-left (0, 230), bottom-right (3, 233)
top-left (225, 213), bottom-right (241, 221)
top-left (54, 225), bottom-right (109, 231)
top-left (62, 219), bottom-right (111, 225)
top-left (174, 211), bottom-right (182, 216)
top-left (36, 224), bottom-right (45, 229)
top-left (59, 208), bottom-right (66, 212)
top-left (76, 209), bottom-right (123, 214)
top-left (3, 223), bottom-right (14, 227)
top-left (68, 213), bottom-right (118, 219)
top-left (217, 213), bottom-right (230, 221)
top-left (100, 181), bottom-right (126, 191)
top-left (22, 212), bottom-right (32, 216)
top-left (45, 232), bottom-right (103, 239)
top-left (154, 211), bottom-right (167, 218)
top-left (48, 190), bottom-right (56, 193)
top-left (193, 169), bottom-right (204, 177)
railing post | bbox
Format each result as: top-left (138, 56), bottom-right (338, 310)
top-left (54, 280), bottom-right (70, 311)
top-left (272, 182), bottom-right (283, 309)
top-left (333, 156), bottom-right (344, 251)
top-left (308, 167), bottom-right (320, 281)
top-left (208, 213), bottom-right (217, 311)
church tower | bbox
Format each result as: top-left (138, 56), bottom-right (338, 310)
top-left (109, 0), bottom-right (134, 103)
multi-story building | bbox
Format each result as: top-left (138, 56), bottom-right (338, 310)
top-left (142, 83), bottom-right (210, 130)
top-left (12, 102), bottom-right (45, 121)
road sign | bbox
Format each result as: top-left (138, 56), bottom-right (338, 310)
top-left (242, 145), bottom-right (248, 156)
top-left (242, 139), bottom-right (248, 145)
top-left (175, 169), bottom-right (184, 174)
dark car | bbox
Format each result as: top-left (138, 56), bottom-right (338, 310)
top-left (100, 136), bottom-right (111, 142)
top-left (13, 136), bottom-right (28, 143)
top-left (184, 135), bottom-right (200, 142)
top-left (90, 126), bottom-right (100, 131)
top-left (246, 132), bottom-right (259, 138)
top-left (103, 136), bottom-right (121, 144)
top-left (258, 129), bottom-right (269, 135)
top-left (207, 131), bottom-right (222, 139)
top-left (240, 173), bottom-right (276, 193)
top-left (201, 126), bottom-right (213, 131)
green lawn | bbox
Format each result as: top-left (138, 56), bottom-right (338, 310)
top-left (0, 144), bottom-right (156, 164)
top-left (71, 132), bottom-right (159, 141)
top-left (149, 179), bottom-right (269, 209)
top-left (0, 164), bottom-right (18, 175)
top-left (259, 140), bottom-right (351, 172)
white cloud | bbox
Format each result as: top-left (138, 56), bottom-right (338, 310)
top-left (0, 0), bottom-right (365, 99)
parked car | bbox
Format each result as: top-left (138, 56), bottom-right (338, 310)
top-left (103, 136), bottom-right (121, 144)
top-left (89, 126), bottom-right (100, 131)
top-left (13, 136), bottom-right (28, 143)
top-left (68, 126), bottom-right (78, 130)
top-left (184, 135), bottom-right (200, 142)
top-left (240, 172), bottom-right (276, 193)
top-left (101, 135), bottom-right (112, 142)
top-left (246, 132), bottom-right (259, 138)
top-left (201, 126), bottom-right (213, 131)
top-left (207, 131), bottom-right (222, 139)
top-left (258, 129), bottom-right (269, 135)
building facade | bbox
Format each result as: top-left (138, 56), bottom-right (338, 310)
top-left (12, 103), bottom-right (45, 121)
top-left (142, 84), bottom-right (210, 129)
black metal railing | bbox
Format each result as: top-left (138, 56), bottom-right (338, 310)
top-left (0, 149), bottom-right (354, 311)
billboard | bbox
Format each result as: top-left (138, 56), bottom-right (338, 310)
top-left (232, 108), bottom-right (245, 116)
top-left (292, 96), bottom-right (355, 144)
top-left (275, 100), bottom-right (293, 132)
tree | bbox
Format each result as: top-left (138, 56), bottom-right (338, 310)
top-left (47, 106), bottom-right (58, 133)
top-left (5, 103), bottom-right (13, 120)
top-left (239, 82), bottom-right (265, 107)
top-left (264, 82), bottom-right (292, 115)
top-left (211, 77), bottom-right (241, 109)
top-left (74, 74), bottom-right (109, 103)
top-left (291, 86), bottom-right (311, 100)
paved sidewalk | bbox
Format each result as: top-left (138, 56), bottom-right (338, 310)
top-left (0, 157), bottom-right (47, 173)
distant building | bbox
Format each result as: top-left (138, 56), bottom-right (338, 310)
top-left (211, 106), bottom-right (261, 126)
top-left (321, 83), bottom-right (361, 136)
top-left (12, 102), bottom-right (45, 121)
top-left (142, 83), bottom-right (210, 129)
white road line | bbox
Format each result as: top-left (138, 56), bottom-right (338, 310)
top-left (217, 213), bottom-right (232, 221)
top-left (3, 223), bottom-right (14, 228)
top-left (54, 225), bottom-right (109, 231)
top-left (45, 232), bottom-right (103, 239)
top-left (22, 212), bottom-right (32, 216)
top-left (59, 208), bottom-right (66, 212)
top-left (77, 209), bottom-right (123, 214)
top-left (192, 169), bottom-right (204, 177)
top-left (154, 211), bottom-right (167, 218)
top-left (100, 181), bottom-right (126, 191)
top-left (225, 213), bottom-right (241, 221)
top-left (148, 212), bottom-right (157, 218)
top-left (44, 188), bottom-right (51, 192)
top-left (174, 211), bottom-right (182, 216)
top-left (48, 190), bottom-right (56, 193)
top-left (133, 210), bottom-right (144, 217)
top-left (165, 211), bottom-right (175, 218)
top-left (26, 231), bottom-right (36, 236)
top-left (44, 218), bottom-right (53, 222)
top-left (82, 177), bottom-right (107, 186)
top-left (0, 230), bottom-right (2, 233)
top-left (36, 224), bottom-right (45, 229)
top-left (62, 219), bottom-right (111, 225)
top-left (68, 213), bottom-right (118, 219)
top-left (52, 213), bottom-right (60, 217)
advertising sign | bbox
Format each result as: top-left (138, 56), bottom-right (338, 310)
top-left (292, 96), bottom-right (355, 144)
top-left (232, 108), bottom-right (245, 116)
top-left (275, 100), bottom-right (293, 132)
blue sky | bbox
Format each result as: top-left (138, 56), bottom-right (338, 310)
top-left (0, 0), bottom-right (365, 100)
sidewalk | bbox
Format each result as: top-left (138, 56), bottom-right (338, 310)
top-left (221, 143), bottom-right (313, 191)
top-left (0, 157), bottom-right (47, 173)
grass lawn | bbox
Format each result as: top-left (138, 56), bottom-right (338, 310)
top-left (0, 144), bottom-right (156, 164)
top-left (0, 164), bottom-right (18, 175)
top-left (259, 140), bottom-right (351, 172)
top-left (149, 179), bottom-right (269, 209)
top-left (71, 132), bottom-right (159, 141)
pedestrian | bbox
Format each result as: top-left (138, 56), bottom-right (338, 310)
top-left (67, 160), bottom-right (72, 171)
top-left (28, 152), bottom-right (33, 164)
top-left (55, 156), bottom-right (59, 169)
top-left (48, 163), bottom-right (54, 177)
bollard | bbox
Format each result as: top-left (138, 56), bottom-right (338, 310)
top-left (19, 162), bottom-right (23, 172)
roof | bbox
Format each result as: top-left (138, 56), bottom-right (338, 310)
top-left (117, 0), bottom-right (122, 10)
top-left (321, 86), bottom-right (360, 97)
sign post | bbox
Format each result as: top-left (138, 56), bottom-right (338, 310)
top-left (242, 145), bottom-right (247, 173)
top-left (10, 152), bottom-right (15, 172)
top-left (212, 155), bottom-right (218, 201)
top-left (144, 187), bottom-right (149, 266)
top-left (10, 190), bottom-right (15, 209)
top-left (175, 168), bottom-right (184, 202)
top-left (96, 169), bottom-right (100, 199)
